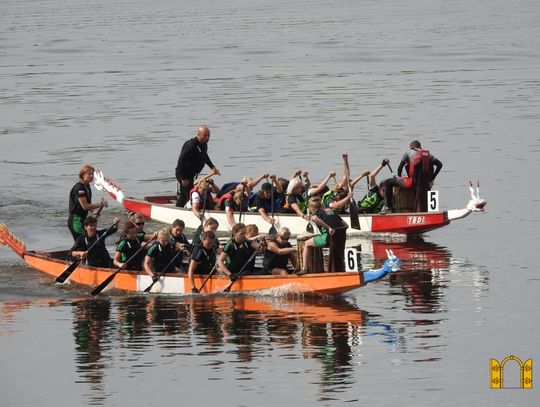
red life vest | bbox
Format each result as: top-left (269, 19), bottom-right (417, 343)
top-left (189, 187), bottom-right (215, 208)
top-left (403, 149), bottom-right (430, 188)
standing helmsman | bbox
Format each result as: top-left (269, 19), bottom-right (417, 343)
top-left (175, 126), bottom-right (220, 207)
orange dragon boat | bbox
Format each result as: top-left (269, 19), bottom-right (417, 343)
top-left (0, 223), bottom-right (401, 296)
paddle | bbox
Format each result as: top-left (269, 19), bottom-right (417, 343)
top-left (238, 185), bottom-right (245, 224)
top-left (269, 179), bottom-right (277, 235)
top-left (343, 154), bottom-right (360, 229)
top-left (91, 237), bottom-right (156, 296)
top-left (56, 219), bottom-right (114, 284)
top-left (196, 263), bottom-right (218, 293)
top-left (222, 247), bottom-right (262, 293)
top-left (387, 162), bottom-right (395, 177)
top-left (143, 248), bottom-right (185, 293)
top-left (194, 183), bottom-right (210, 237)
top-left (305, 207), bottom-right (315, 233)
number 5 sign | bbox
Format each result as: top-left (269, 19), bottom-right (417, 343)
top-left (345, 248), bottom-right (358, 272)
top-left (428, 190), bottom-right (439, 212)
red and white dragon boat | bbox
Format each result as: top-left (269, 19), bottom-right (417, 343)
top-left (93, 169), bottom-right (486, 237)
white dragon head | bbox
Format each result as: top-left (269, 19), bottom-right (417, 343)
top-left (466, 181), bottom-right (487, 212)
top-left (93, 169), bottom-right (125, 204)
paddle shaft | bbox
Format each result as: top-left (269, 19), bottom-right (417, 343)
top-left (143, 248), bottom-right (186, 292)
top-left (269, 179), bottom-right (277, 235)
top-left (222, 247), bottom-right (261, 293)
top-left (343, 154), bottom-right (360, 229)
top-left (198, 184), bottom-right (210, 228)
top-left (197, 263), bottom-right (218, 292)
top-left (56, 223), bottom-right (115, 283)
top-left (91, 237), bottom-right (156, 296)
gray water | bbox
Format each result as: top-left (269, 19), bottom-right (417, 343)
top-left (1, 0), bottom-right (539, 405)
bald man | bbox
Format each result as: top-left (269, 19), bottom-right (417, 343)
top-left (175, 126), bottom-right (220, 207)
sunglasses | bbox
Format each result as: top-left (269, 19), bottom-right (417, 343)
top-left (135, 222), bottom-right (145, 226)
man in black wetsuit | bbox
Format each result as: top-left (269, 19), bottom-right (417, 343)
top-left (175, 125), bottom-right (220, 207)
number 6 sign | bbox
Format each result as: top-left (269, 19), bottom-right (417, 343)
top-left (345, 248), bottom-right (358, 272)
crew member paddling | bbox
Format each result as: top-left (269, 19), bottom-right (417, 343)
top-left (144, 228), bottom-right (183, 280)
top-left (188, 230), bottom-right (218, 293)
top-left (218, 223), bottom-right (265, 280)
top-left (71, 216), bottom-right (119, 268)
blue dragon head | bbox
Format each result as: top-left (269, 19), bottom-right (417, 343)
top-left (363, 249), bottom-right (402, 283)
top-left (382, 249), bottom-right (402, 273)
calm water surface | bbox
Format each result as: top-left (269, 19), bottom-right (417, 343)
top-left (1, 0), bottom-right (539, 406)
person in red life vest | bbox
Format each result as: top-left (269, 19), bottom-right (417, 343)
top-left (380, 140), bottom-right (443, 214)
top-left (175, 126), bottom-right (220, 207)
top-left (186, 179), bottom-right (220, 220)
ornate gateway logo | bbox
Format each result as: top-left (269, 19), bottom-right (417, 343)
top-left (490, 355), bottom-right (532, 389)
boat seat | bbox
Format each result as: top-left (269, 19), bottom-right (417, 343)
top-left (296, 235), bottom-right (324, 273)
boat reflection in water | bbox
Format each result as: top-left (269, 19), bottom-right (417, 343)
top-left (69, 294), bottom-right (402, 403)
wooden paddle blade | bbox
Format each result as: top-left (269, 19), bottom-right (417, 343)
top-left (91, 271), bottom-right (119, 296)
top-left (349, 199), bottom-right (360, 229)
top-left (269, 225), bottom-right (277, 235)
top-left (55, 258), bottom-right (81, 283)
top-left (143, 280), bottom-right (156, 293)
top-left (306, 222), bottom-right (314, 233)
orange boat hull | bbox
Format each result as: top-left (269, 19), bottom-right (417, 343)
top-left (23, 251), bottom-right (364, 296)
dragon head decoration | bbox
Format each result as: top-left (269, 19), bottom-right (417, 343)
top-left (382, 249), bottom-right (402, 273)
top-left (93, 169), bottom-right (125, 204)
top-left (466, 181), bottom-right (487, 212)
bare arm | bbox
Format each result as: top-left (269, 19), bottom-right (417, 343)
top-left (113, 251), bottom-right (123, 269)
top-left (247, 173), bottom-right (269, 190)
top-left (288, 169), bottom-right (302, 181)
top-left (217, 251), bottom-right (232, 277)
top-left (309, 172), bottom-right (335, 196)
top-left (225, 207), bottom-right (237, 228)
top-left (311, 214), bottom-right (335, 236)
top-left (258, 207), bottom-right (275, 224)
top-left (187, 259), bottom-right (198, 290)
top-left (290, 202), bottom-right (307, 218)
top-left (78, 196), bottom-right (108, 212)
top-left (267, 241), bottom-right (296, 256)
top-left (143, 255), bottom-right (156, 278)
top-left (330, 191), bottom-right (353, 210)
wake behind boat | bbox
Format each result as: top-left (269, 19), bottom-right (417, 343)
top-left (0, 223), bottom-right (401, 296)
top-left (93, 169), bottom-right (486, 236)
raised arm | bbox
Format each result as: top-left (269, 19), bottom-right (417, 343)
top-left (350, 170), bottom-right (371, 189)
top-left (309, 172), bottom-right (336, 197)
top-left (247, 173), bottom-right (270, 191)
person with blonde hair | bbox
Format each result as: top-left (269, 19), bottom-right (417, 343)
top-left (186, 178), bottom-right (220, 219)
top-left (144, 228), bottom-right (183, 280)
top-left (68, 164), bottom-right (108, 240)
